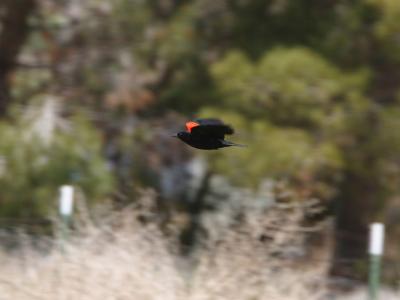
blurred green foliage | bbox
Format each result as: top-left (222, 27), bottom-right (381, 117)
top-left (198, 107), bottom-right (342, 198)
top-left (371, 0), bottom-right (400, 62)
top-left (195, 47), bottom-right (371, 200)
top-left (0, 98), bottom-right (114, 218)
top-left (2, 0), bottom-right (400, 213)
top-left (210, 48), bottom-right (369, 127)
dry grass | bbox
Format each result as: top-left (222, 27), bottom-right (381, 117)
top-left (339, 289), bottom-right (400, 300)
top-left (0, 194), bottom-right (397, 300)
top-left (0, 213), bottom-right (184, 300)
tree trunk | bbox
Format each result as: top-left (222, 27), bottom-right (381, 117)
top-left (330, 172), bottom-right (378, 280)
top-left (330, 113), bottom-right (383, 281)
top-left (0, 0), bottom-right (37, 116)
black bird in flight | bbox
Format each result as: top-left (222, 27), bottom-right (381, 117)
top-left (172, 118), bottom-right (246, 150)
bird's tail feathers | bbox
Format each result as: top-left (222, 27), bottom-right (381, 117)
top-left (221, 140), bottom-right (247, 147)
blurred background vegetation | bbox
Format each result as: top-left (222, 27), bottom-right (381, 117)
top-left (1, 0), bottom-right (400, 283)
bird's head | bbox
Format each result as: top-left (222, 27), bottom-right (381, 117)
top-left (171, 131), bottom-right (191, 141)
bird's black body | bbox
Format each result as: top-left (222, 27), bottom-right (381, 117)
top-left (176, 131), bottom-right (232, 150)
top-left (173, 118), bottom-right (245, 150)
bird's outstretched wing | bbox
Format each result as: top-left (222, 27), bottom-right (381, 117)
top-left (186, 118), bottom-right (234, 138)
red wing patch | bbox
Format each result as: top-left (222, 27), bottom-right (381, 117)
top-left (185, 121), bottom-right (200, 132)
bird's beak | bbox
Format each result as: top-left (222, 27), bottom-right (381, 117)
top-left (171, 134), bottom-right (178, 138)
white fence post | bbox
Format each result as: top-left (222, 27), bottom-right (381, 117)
top-left (59, 185), bottom-right (74, 243)
top-left (368, 223), bottom-right (385, 300)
